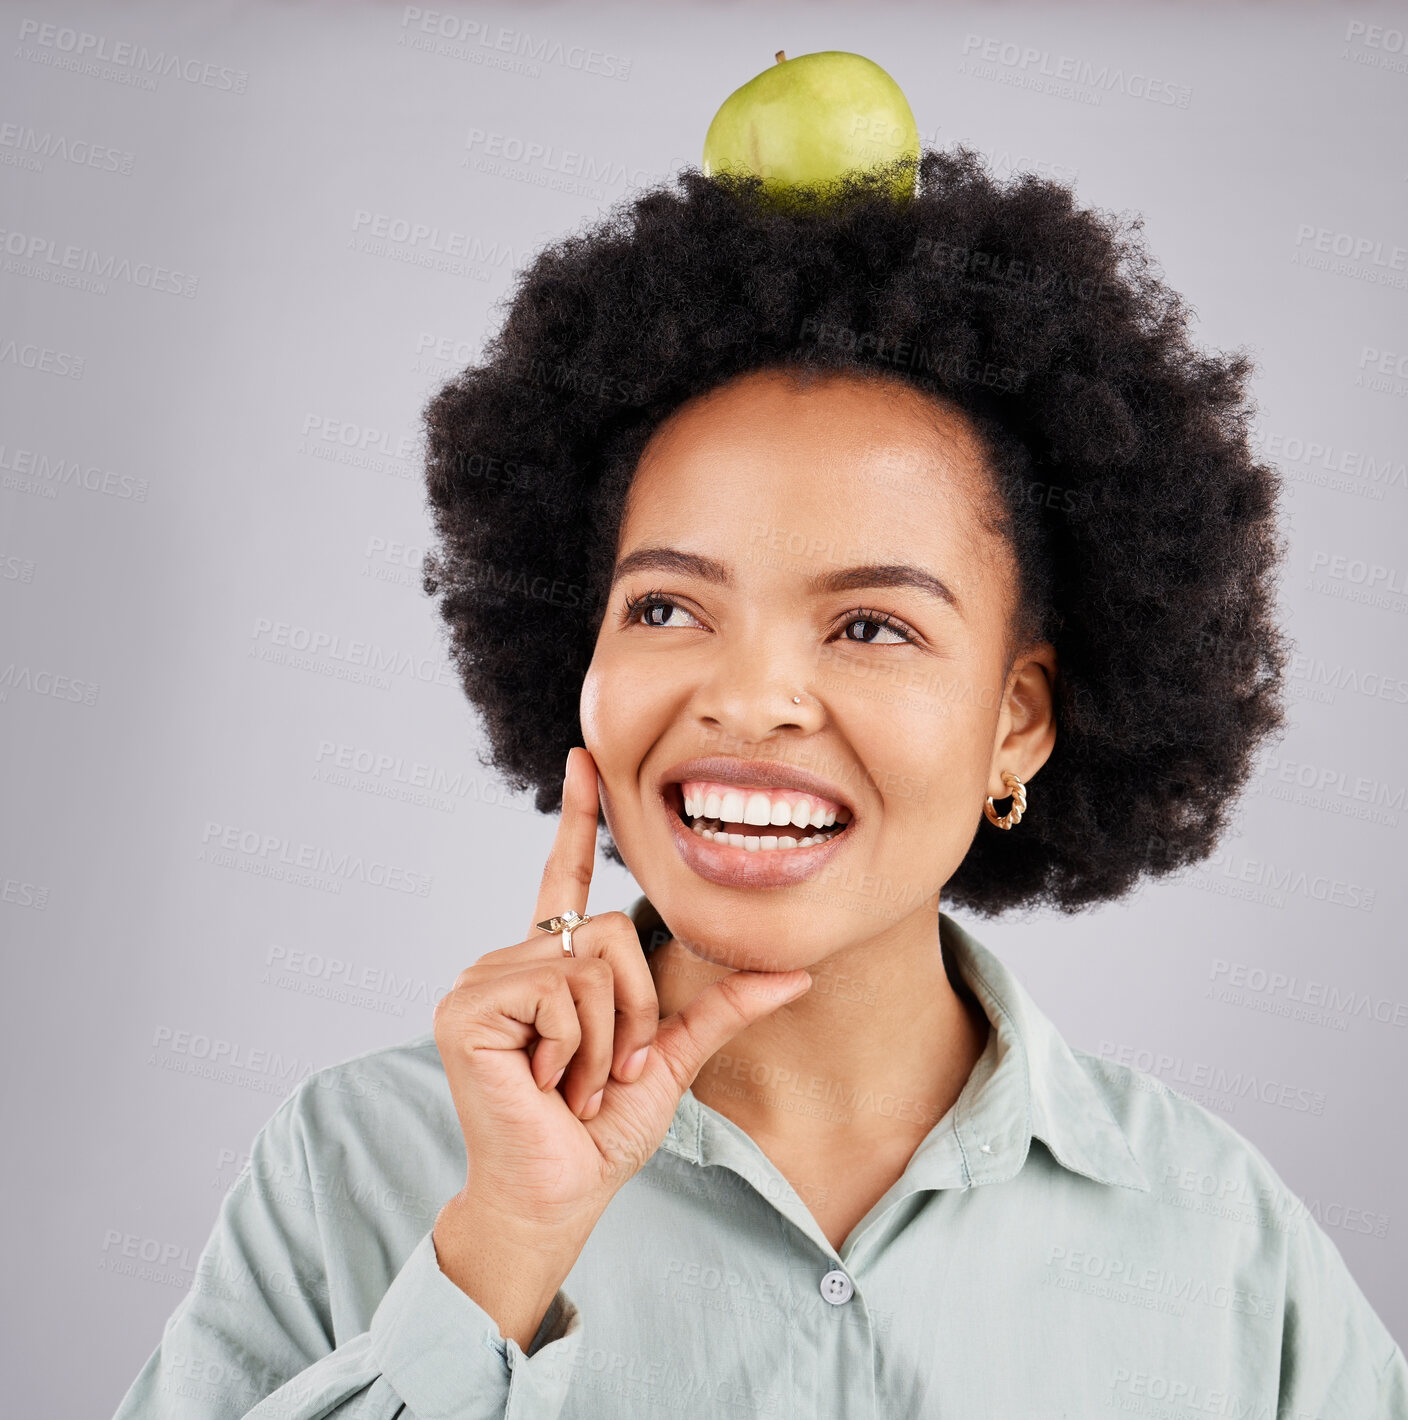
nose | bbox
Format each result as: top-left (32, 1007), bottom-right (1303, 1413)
top-left (690, 634), bottom-right (825, 745)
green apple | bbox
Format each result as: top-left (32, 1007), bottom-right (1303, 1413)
top-left (702, 50), bottom-right (919, 200)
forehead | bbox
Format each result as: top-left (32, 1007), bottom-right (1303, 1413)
top-left (620, 367), bottom-right (1000, 568)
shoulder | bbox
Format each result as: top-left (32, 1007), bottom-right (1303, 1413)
top-left (1071, 1048), bottom-right (1402, 1390)
top-left (1072, 1046), bottom-right (1302, 1211)
top-left (280, 1030), bottom-right (450, 1128)
top-left (274, 1030), bottom-right (457, 1152)
top-left (242, 1032), bottom-right (463, 1234)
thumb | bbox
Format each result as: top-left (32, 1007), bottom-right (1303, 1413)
top-left (652, 969), bottom-right (813, 1094)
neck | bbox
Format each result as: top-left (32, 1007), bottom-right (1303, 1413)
top-left (647, 904), bottom-right (990, 1152)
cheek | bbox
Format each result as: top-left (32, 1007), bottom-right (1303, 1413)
top-left (578, 649), bottom-right (673, 780)
top-left (832, 669), bottom-right (1001, 826)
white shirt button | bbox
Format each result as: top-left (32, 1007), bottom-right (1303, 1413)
top-left (820, 1269), bottom-right (854, 1305)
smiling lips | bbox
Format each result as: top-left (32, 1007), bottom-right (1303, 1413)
top-left (678, 778), bottom-right (853, 853)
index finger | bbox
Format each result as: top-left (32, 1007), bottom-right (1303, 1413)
top-left (530, 747), bottom-right (601, 937)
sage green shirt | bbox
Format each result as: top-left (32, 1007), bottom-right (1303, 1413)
top-left (113, 912), bottom-right (1406, 1418)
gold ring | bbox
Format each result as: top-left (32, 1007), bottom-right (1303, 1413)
top-left (536, 909), bottom-right (591, 957)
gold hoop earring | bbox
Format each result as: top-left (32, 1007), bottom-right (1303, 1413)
top-left (984, 771), bottom-right (1027, 830)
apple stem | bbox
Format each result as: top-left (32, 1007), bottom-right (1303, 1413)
top-left (775, 50), bottom-right (786, 63)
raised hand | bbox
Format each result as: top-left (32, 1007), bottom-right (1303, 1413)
top-left (429, 747), bottom-right (812, 1347)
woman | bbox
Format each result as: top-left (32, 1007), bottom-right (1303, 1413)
top-left (114, 150), bottom-right (1407, 1417)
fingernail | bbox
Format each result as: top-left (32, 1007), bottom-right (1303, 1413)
top-left (585, 1087), bottom-right (604, 1117)
top-left (563, 748), bottom-right (574, 789)
top-left (547, 1066), bottom-right (565, 1091)
top-left (622, 1046), bottom-right (649, 1081)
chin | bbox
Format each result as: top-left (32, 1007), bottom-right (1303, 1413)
top-left (641, 888), bottom-right (853, 975)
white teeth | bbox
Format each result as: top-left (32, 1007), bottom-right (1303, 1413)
top-left (743, 792), bottom-right (773, 827)
top-left (681, 781), bottom-right (851, 854)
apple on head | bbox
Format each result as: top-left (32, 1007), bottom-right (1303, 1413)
top-left (702, 50), bottom-right (920, 201)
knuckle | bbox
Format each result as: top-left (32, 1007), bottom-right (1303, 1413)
top-left (432, 985), bottom-right (464, 1022)
top-left (578, 955), bottom-right (613, 984)
top-left (659, 1038), bottom-right (696, 1094)
top-left (712, 973), bottom-right (754, 1025)
top-left (533, 961), bottom-right (570, 991)
top-left (431, 994), bottom-right (470, 1050)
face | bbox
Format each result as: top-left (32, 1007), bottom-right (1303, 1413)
top-left (579, 366), bottom-right (1055, 971)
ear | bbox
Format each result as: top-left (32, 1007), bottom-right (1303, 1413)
top-left (987, 641), bottom-right (1058, 800)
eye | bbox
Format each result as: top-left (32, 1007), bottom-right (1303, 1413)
top-left (837, 611), bottom-right (914, 646)
top-left (623, 591), bottom-right (704, 630)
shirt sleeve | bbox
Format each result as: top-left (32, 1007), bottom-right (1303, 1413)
top-left (1276, 1204), bottom-right (1407, 1418)
top-left (110, 1081), bottom-right (584, 1420)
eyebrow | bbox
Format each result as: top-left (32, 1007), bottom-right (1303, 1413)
top-left (610, 546), bottom-right (960, 613)
top-left (813, 562), bottom-right (959, 612)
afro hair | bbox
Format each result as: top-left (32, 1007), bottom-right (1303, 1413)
top-left (419, 147), bottom-right (1288, 914)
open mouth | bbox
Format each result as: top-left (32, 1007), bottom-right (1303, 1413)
top-left (668, 778), bottom-right (854, 852)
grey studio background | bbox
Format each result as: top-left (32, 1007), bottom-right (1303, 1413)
top-left (1, 1), bottom-right (1405, 1413)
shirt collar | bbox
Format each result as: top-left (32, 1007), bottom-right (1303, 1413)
top-left (642, 902), bottom-right (1149, 1197)
top-left (934, 912), bottom-right (1150, 1193)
